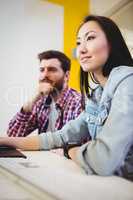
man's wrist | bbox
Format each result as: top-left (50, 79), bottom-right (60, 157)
top-left (21, 106), bottom-right (32, 114)
top-left (22, 94), bottom-right (40, 113)
top-left (22, 103), bottom-right (32, 113)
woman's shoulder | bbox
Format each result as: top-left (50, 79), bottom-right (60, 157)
top-left (107, 66), bottom-right (133, 88)
top-left (100, 66), bottom-right (133, 103)
top-left (109, 65), bottom-right (133, 80)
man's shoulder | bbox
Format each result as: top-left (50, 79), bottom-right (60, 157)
top-left (68, 88), bottom-right (81, 99)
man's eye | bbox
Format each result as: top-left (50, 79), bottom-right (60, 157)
top-left (87, 36), bottom-right (95, 41)
top-left (48, 68), bottom-right (57, 72)
top-left (40, 68), bottom-right (44, 72)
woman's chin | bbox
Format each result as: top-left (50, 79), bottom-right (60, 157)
top-left (82, 66), bottom-right (91, 72)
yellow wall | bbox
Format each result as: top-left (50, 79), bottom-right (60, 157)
top-left (44, 0), bottom-right (89, 90)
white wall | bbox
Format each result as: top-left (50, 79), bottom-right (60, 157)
top-left (0, 0), bottom-right (64, 135)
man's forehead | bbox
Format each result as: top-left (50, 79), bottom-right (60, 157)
top-left (40, 58), bottom-right (61, 68)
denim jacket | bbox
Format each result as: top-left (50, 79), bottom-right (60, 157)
top-left (39, 66), bottom-right (133, 177)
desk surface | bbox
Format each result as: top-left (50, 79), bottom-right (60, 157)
top-left (0, 151), bottom-right (133, 200)
top-left (0, 151), bottom-right (84, 200)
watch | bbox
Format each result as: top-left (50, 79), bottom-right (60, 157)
top-left (60, 135), bottom-right (81, 159)
top-left (63, 142), bottom-right (81, 159)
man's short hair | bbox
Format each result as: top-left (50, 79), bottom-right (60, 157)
top-left (38, 50), bottom-right (71, 72)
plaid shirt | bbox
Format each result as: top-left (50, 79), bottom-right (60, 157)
top-left (7, 87), bottom-right (82, 137)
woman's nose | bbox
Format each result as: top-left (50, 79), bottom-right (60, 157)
top-left (77, 43), bottom-right (88, 57)
top-left (79, 42), bottom-right (88, 53)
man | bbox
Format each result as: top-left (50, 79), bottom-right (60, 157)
top-left (7, 50), bottom-right (82, 137)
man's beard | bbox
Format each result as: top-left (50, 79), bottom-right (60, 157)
top-left (42, 77), bottom-right (65, 96)
top-left (51, 78), bottom-right (64, 97)
top-left (54, 79), bottom-right (64, 91)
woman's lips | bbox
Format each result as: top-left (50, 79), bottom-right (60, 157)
top-left (80, 56), bottom-right (92, 63)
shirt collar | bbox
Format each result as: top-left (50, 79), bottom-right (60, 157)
top-left (55, 87), bottom-right (70, 110)
top-left (42, 87), bottom-right (70, 110)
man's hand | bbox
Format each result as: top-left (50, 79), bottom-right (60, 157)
top-left (38, 81), bottom-right (54, 96)
top-left (23, 80), bottom-right (54, 113)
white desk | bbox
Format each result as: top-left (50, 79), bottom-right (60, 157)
top-left (0, 151), bottom-right (133, 200)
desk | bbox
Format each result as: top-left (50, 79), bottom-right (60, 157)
top-left (0, 151), bottom-right (133, 200)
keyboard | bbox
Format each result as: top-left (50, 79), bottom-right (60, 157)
top-left (0, 144), bottom-right (27, 158)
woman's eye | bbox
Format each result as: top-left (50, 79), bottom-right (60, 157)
top-left (87, 36), bottom-right (95, 41)
top-left (76, 41), bottom-right (81, 46)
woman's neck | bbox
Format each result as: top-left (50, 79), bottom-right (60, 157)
top-left (93, 72), bottom-right (108, 87)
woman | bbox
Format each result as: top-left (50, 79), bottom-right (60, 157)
top-left (1, 15), bottom-right (133, 180)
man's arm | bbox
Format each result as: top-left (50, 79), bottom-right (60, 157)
top-left (0, 136), bottom-right (40, 150)
top-left (7, 81), bottom-right (54, 137)
top-left (19, 81), bottom-right (53, 113)
top-left (22, 81), bottom-right (53, 112)
top-left (7, 89), bottom-right (41, 137)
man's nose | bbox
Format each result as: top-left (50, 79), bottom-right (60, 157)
top-left (43, 68), bottom-right (49, 77)
top-left (40, 69), bottom-right (48, 80)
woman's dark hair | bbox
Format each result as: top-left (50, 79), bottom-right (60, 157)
top-left (79, 15), bottom-right (133, 107)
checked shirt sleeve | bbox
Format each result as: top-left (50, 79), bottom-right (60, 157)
top-left (7, 103), bottom-right (39, 137)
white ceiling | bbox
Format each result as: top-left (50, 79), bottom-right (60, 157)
top-left (90, 0), bottom-right (132, 17)
top-left (90, 0), bottom-right (133, 30)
